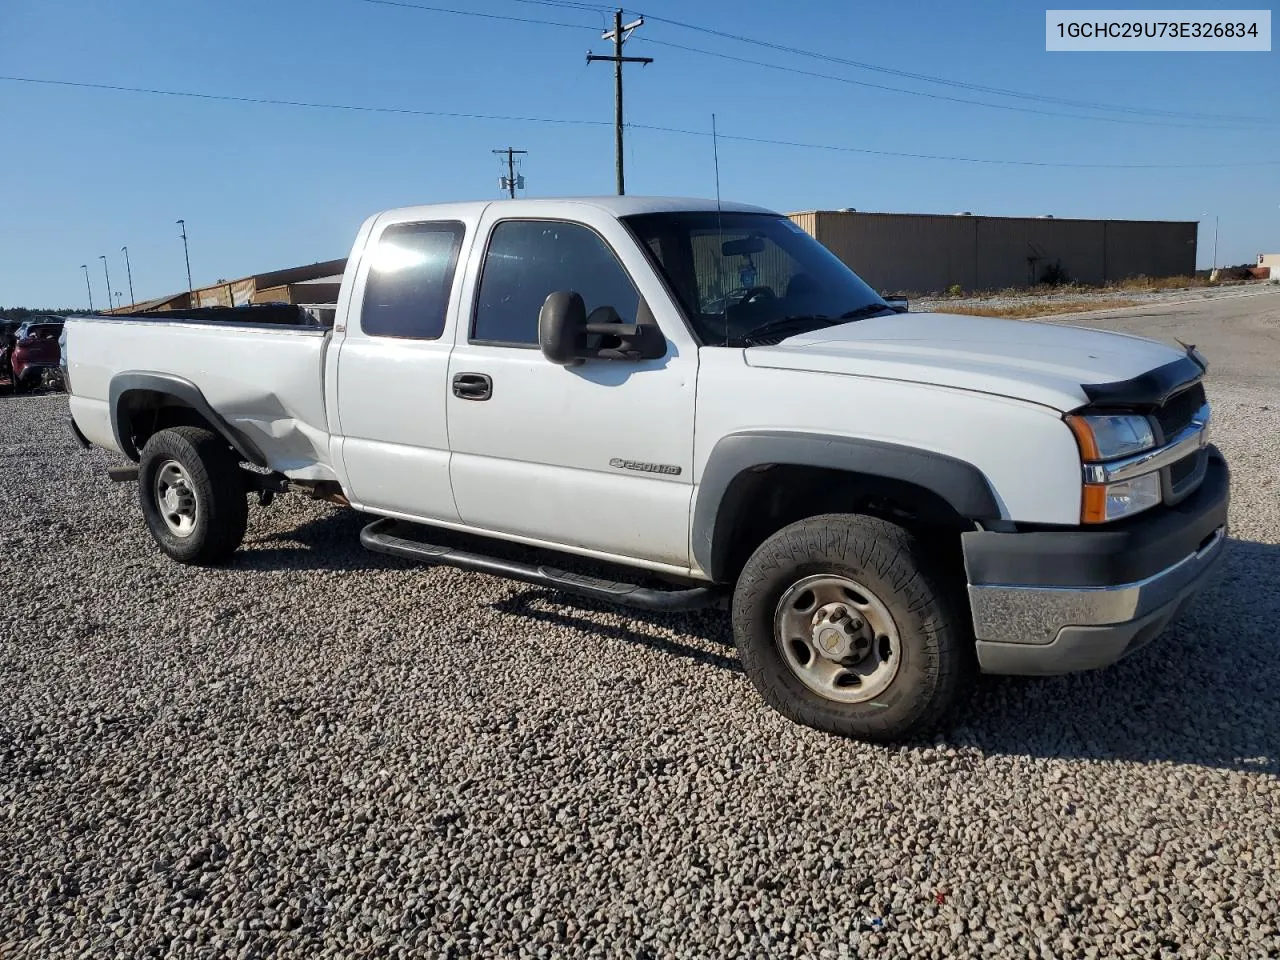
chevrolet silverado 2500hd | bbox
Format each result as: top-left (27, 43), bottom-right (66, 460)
top-left (63, 197), bottom-right (1229, 742)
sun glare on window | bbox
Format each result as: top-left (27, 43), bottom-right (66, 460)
top-left (370, 242), bottom-right (430, 274)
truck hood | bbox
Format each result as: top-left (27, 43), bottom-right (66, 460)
top-left (743, 311), bottom-right (1188, 411)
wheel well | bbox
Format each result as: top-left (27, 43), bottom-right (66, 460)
top-left (713, 465), bottom-right (975, 583)
top-left (117, 390), bottom-right (227, 461)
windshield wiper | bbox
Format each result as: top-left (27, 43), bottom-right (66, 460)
top-left (739, 315), bottom-right (832, 345)
top-left (837, 303), bottom-right (897, 321)
top-left (740, 303), bottom-right (894, 345)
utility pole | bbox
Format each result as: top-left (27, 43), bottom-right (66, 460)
top-left (588, 9), bottom-right (652, 195)
top-left (177, 219), bottom-right (193, 295)
top-left (121, 245), bottom-right (135, 307)
top-left (492, 147), bottom-right (527, 198)
top-left (81, 264), bottom-right (94, 312)
top-left (98, 255), bottom-right (113, 314)
top-left (1213, 215), bottom-right (1220, 272)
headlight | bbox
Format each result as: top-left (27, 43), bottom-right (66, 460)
top-left (1065, 413), bottom-right (1155, 461)
top-left (1066, 411), bottom-right (1162, 523)
top-left (1081, 473), bottom-right (1162, 523)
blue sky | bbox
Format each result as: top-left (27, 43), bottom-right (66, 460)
top-left (1, 0), bottom-right (1276, 307)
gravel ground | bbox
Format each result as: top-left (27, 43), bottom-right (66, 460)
top-left (913, 280), bottom-right (1272, 316)
top-left (3, 296), bottom-right (1279, 958)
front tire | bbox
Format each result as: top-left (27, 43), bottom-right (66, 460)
top-left (731, 513), bottom-right (970, 742)
top-left (138, 426), bottom-right (248, 565)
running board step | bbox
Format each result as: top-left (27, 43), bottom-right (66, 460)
top-left (360, 518), bottom-right (722, 613)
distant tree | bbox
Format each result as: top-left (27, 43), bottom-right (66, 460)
top-left (0, 306), bottom-right (87, 322)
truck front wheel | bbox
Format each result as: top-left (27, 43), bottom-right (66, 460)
top-left (137, 426), bottom-right (248, 565)
top-left (731, 513), bottom-right (971, 742)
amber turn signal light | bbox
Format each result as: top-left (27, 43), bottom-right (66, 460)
top-left (1065, 414), bottom-right (1101, 461)
top-left (1081, 484), bottom-right (1109, 524)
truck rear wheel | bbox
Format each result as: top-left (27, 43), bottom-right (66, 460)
top-left (138, 426), bottom-right (248, 565)
top-left (731, 513), bottom-right (970, 742)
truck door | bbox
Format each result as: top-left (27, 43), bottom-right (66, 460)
top-left (333, 215), bottom-right (473, 521)
top-left (445, 206), bottom-right (697, 568)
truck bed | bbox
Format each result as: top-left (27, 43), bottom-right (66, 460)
top-left (65, 311), bottom-right (336, 481)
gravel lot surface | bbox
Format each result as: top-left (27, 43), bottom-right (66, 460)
top-left (3, 291), bottom-right (1279, 959)
top-left (914, 280), bottom-right (1273, 316)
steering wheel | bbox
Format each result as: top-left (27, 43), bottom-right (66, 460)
top-left (734, 285), bottom-right (776, 306)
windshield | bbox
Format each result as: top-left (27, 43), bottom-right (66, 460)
top-left (622, 211), bottom-right (889, 346)
top-left (23, 324), bottom-right (63, 340)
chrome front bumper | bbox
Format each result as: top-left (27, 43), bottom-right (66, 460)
top-left (964, 447), bottom-right (1229, 676)
top-left (969, 525), bottom-right (1226, 675)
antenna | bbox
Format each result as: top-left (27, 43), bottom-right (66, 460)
top-left (712, 113), bottom-right (722, 209)
top-left (712, 113), bottom-right (727, 346)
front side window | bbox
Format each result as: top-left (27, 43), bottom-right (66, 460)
top-left (361, 221), bottom-right (465, 339)
top-left (624, 211), bottom-right (890, 346)
top-left (472, 219), bottom-right (640, 345)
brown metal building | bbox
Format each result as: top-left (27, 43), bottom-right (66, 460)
top-left (787, 210), bottom-right (1198, 294)
top-left (106, 258), bottom-right (347, 314)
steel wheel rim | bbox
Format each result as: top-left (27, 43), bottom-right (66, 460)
top-left (773, 573), bottom-right (902, 704)
top-left (154, 460), bottom-right (198, 538)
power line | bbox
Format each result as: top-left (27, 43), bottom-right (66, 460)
top-left (509, 0), bottom-right (1270, 123)
top-left (509, 0), bottom-right (611, 11)
top-left (629, 121), bottom-right (1280, 169)
top-left (0, 74), bottom-right (610, 127)
top-left (634, 9), bottom-right (1273, 125)
top-left (357, 0), bottom-right (591, 30)
top-left (357, 0), bottom-right (1271, 130)
top-left (5, 74), bottom-right (1279, 170)
top-left (636, 36), bottom-right (1258, 131)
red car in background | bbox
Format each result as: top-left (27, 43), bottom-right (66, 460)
top-left (8, 317), bottom-right (65, 391)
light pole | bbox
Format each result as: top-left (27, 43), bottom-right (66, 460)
top-left (121, 245), bottom-right (135, 307)
top-left (1200, 211), bottom-right (1220, 278)
top-left (98, 255), bottom-right (113, 314)
top-left (114, 292), bottom-right (123, 309)
top-left (177, 219), bottom-right (193, 295)
top-left (80, 264), bottom-right (94, 312)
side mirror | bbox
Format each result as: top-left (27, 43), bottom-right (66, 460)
top-left (538, 292), bottom-right (667, 365)
top-left (538, 290), bottom-right (587, 365)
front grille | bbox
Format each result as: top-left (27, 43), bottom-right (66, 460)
top-left (1157, 380), bottom-right (1209, 504)
top-left (1153, 381), bottom-right (1205, 441)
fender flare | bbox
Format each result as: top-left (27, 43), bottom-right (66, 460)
top-left (108, 372), bottom-right (267, 466)
top-left (691, 430), bottom-right (1003, 582)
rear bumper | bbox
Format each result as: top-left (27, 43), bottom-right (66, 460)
top-left (964, 448), bottom-right (1229, 675)
top-left (15, 360), bottom-right (56, 379)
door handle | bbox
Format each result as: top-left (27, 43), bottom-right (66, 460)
top-left (452, 372), bottom-right (492, 401)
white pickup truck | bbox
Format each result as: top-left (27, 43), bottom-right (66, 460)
top-left (63, 196), bottom-right (1229, 742)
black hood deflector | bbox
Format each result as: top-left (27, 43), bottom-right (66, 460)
top-left (1080, 349), bottom-right (1206, 409)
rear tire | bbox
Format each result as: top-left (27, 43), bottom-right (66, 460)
top-left (731, 513), bottom-right (971, 743)
top-left (138, 426), bottom-right (248, 565)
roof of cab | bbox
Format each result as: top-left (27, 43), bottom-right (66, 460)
top-left (377, 195), bottom-right (777, 221)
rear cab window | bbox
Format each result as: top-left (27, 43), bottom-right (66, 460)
top-left (360, 221), bottom-right (466, 340)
